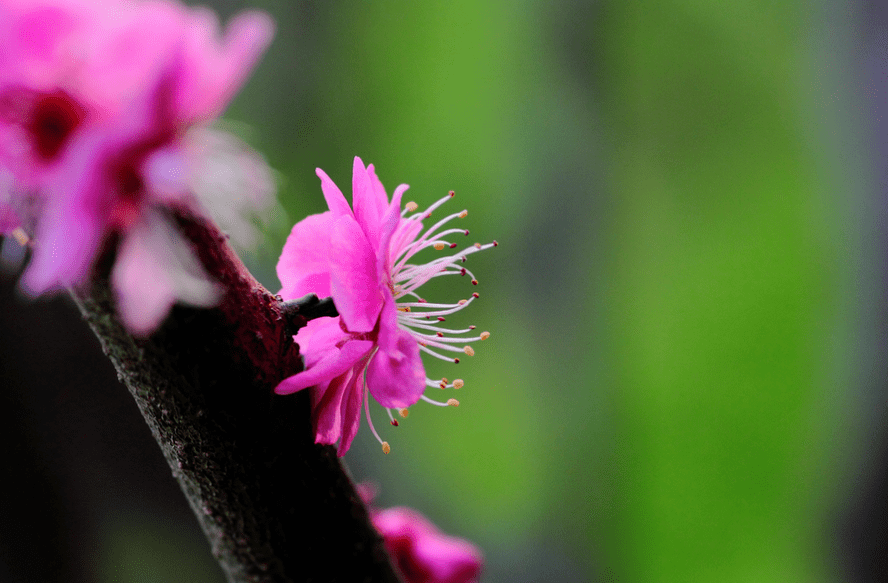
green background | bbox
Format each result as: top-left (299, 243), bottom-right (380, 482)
top-left (103, 1), bottom-right (883, 581)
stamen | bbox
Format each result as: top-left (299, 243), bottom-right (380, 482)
top-left (447, 398), bottom-right (459, 407)
top-left (453, 379), bottom-right (464, 389)
top-left (459, 210), bottom-right (468, 218)
top-left (382, 442), bottom-right (391, 454)
top-left (364, 386), bottom-right (386, 448)
top-left (480, 331), bottom-right (490, 340)
top-left (11, 228), bottom-right (29, 246)
top-left (463, 346), bottom-right (475, 356)
top-left (421, 394), bottom-right (454, 406)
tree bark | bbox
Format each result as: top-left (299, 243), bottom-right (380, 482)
top-left (69, 210), bottom-right (403, 583)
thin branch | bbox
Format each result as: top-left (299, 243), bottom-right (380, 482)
top-left (69, 210), bottom-right (403, 583)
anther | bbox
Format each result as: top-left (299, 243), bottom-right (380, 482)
top-left (472, 292), bottom-right (479, 298)
top-left (433, 242), bottom-right (446, 250)
top-left (480, 331), bottom-right (490, 340)
top-left (382, 442), bottom-right (391, 454)
top-left (406, 201), bottom-right (418, 212)
top-left (459, 210), bottom-right (468, 218)
top-left (439, 381), bottom-right (447, 389)
top-left (398, 306), bottom-right (411, 312)
top-left (458, 299), bottom-right (467, 305)
top-left (399, 408), bottom-right (409, 418)
top-left (474, 243), bottom-right (481, 249)
top-left (471, 279), bottom-right (478, 285)
top-left (460, 268), bottom-right (467, 276)
top-left (390, 419), bottom-right (399, 427)
top-left (437, 316), bottom-right (446, 321)
top-left (449, 190), bottom-right (455, 197)
top-left (436, 332), bottom-right (444, 337)
top-left (464, 229), bottom-right (469, 235)
top-left (449, 243), bottom-right (458, 248)
top-left (492, 240), bottom-right (498, 246)
top-left (469, 325), bottom-right (476, 330)
top-left (12, 228), bottom-right (29, 246)
top-left (454, 358), bottom-right (460, 364)
top-left (463, 346), bottom-right (475, 356)
top-left (453, 379), bottom-right (465, 389)
top-left (447, 399), bottom-right (459, 407)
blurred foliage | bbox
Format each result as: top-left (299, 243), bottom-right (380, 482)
top-left (100, 0), bottom-right (881, 582)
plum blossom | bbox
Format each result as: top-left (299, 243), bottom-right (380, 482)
top-left (358, 484), bottom-right (482, 583)
top-left (275, 157), bottom-right (496, 455)
top-left (0, 0), bottom-right (274, 334)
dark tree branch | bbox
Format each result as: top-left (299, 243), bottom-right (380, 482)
top-left (69, 210), bottom-right (402, 583)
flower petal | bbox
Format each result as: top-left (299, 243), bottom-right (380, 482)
top-left (316, 167), bottom-right (352, 217)
top-left (366, 323), bottom-right (425, 409)
top-left (274, 338), bottom-right (373, 395)
top-left (311, 368), bottom-right (352, 445)
top-left (336, 369), bottom-right (365, 456)
top-left (330, 214), bottom-right (383, 333)
top-left (352, 157), bottom-right (387, 248)
top-left (276, 211), bottom-right (333, 299)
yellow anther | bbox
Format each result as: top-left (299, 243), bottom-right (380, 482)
top-left (433, 242), bottom-right (446, 250)
top-left (453, 379), bottom-right (465, 389)
top-left (399, 408), bottom-right (409, 418)
top-left (447, 399), bottom-right (460, 407)
top-left (458, 210), bottom-right (468, 218)
top-left (381, 442), bottom-right (391, 454)
top-left (463, 346), bottom-right (475, 356)
top-left (474, 243), bottom-right (482, 249)
top-left (11, 228), bottom-right (29, 246)
top-left (397, 306), bottom-right (411, 312)
top-left (458, 299), bottom-right (467, 305)
top-left (480, 331), bottom-right (490, 340)
top-left (405, 201), bottom-right (418, 212)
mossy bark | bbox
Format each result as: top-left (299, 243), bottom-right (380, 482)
top-left (70, 211), bottom-right (402, 583)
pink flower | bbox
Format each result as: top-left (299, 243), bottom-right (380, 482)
top-left (357, 485), bottom-right (482, 583)
top-left (374, 507), bottom-right (483, 583)
top-left (275, 157), bottom-right (495, 455)
top-left (0, 0), bottom-right (274, 334)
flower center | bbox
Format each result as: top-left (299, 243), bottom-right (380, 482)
top-left (27, 90), bottom-right (86, 161)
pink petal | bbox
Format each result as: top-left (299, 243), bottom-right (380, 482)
top-left (330, 214), bottom-right (383, 333)
top-left (276, 211), bottom-right (333, 300)
top-left (366, 326), bottom-right (425, 408)
top-left (336, 369), bottom-right (365, 456)
top-left (311, 368), bottom-right (352, 445)
top-left (316, 167), bottom-right (352, 217)
top-left (274, 338), bottom-right (373, 395)
top-left (352, 157), bottom-right (387, 248)
top-left (377, 182), bottom-right (408, 279)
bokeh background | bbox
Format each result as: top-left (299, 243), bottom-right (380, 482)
top-left (1, 1), bottom-right (886, 582)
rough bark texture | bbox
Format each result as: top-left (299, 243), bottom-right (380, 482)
top-left (69, 210), bottom-right (403, 583)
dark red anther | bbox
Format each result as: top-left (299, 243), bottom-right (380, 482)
top-left (464, 230), bottom-right (469, 236)
top-left (460, 268), bottom-right (467, 276)
top-left (436, 332), bottom-right (444, 337)
top-left (437, 316), bottom-right (446, 322)
top-left (492, 240), bottom-right (498, 246)
top-left (454, 358), bottom-right (460, 364)
top-left (449, 190), bottom-right (455, 197)
top-left (471, 279), bottom-right (478, 285)
top-left (449, 243), bottom-right (458, 249)
top-left (472, 292), bottom-right (479, 298)
top-left (391, 420), bottom-right (399, 427)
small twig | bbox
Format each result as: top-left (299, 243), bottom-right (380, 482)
top-left (280, 294), bottom-right (339, 335)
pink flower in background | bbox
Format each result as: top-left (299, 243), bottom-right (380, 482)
top-left (0, 0), bottom-right (274, 334)
top-left (275, 157), bottom-right (495, 455)
top-left (358, 484), bottom-right (482, 583)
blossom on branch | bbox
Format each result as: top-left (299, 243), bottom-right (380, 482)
top-left (0, 0), bottom-right (274, 334)
top-left (358, 484), bottom-right (483, 583)
top-left (275, 157), bottom-right (495, 455)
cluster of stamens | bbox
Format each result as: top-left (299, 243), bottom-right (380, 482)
top-left (364, 190), bottom-right (496, 453)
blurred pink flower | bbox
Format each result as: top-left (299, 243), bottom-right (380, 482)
top-left (0, 0), bottom-right (274, 334)
top-left (357, 485), bottom-right (482, 583)
top-left (275, 157), bottom-right (495, 455)
top-left (374, 507), bottom-right (483, 583)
